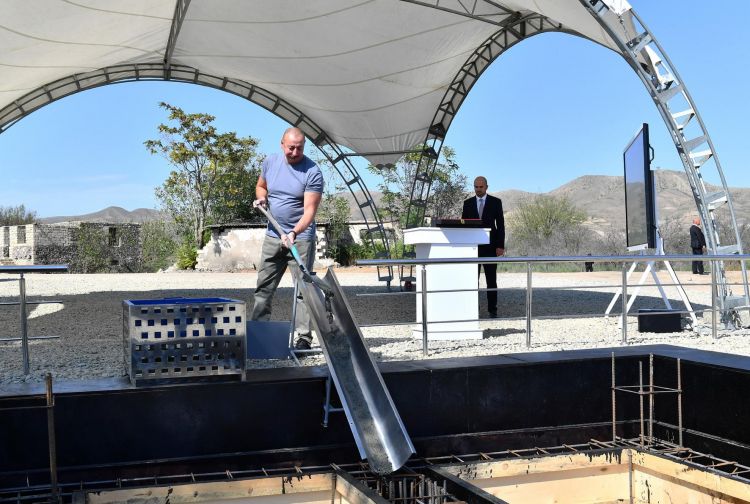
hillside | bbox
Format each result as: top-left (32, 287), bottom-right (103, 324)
top-left (342, 170), bottom-right (749, 234)
top-left (40, 206), bottom-right (166, 224)
top-left (38, 171), bottom-right (750, 235)
top-left (504, 169), bottom-right (750, 233)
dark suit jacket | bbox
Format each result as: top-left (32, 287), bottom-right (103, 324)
top-left (461, 194), bottom-right (505, 255)
top-left (690, 224), bottom-right (706, 250)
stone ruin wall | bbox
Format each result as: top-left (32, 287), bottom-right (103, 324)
top-left (1, 223), bottom-right (141, 272)
top-left (1, 224), bottom-right (34, 264)
top-left (3, 220), bottom-right (392, 272)
top-left (64, 223), bottom-right (142, 272)
top-left (97, 223), bottom-right (141, 272)
top-left (33, 223), bottom-right (77, 266)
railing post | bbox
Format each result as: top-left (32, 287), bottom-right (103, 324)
top-left (711, 264), bottom-right (718, 339)
top-left (526, 262), bottom-right (532, 348)
top-left (677, 358), bottom-right (683, 447)
top-left (611, 353), bottom-right (616, 442)
top-left (621, 263), bottom-right (628, 344)
top-left (421, 265), bottom-right (428, 356)
top-left (45, 373), bottom-right (59, 502)
top-left (19, 273), bottom-right (30, 375)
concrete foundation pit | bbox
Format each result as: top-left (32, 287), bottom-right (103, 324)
top-left (1, 345), bottom-right (749, 503)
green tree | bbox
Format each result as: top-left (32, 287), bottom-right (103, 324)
top-left (0, 204), bottom-right (37, 225)
top-left (145, 102), bottom-right (262, 247)
top-left (367, 145), bottom-right (468, 230)
top-left (313, 154), bottom-right (354, 261)
top-left (211, 156), bottom-right (264, 224)
top-left (318, 194), bottom-right (351, 261)
top-left (140, 220), bottom-right (180, 272)
top-left (508, 195), bottom-right (588, 256)
top-left (424, 146), bottom-right (467, 221)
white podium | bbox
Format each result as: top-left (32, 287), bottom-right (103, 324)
top-left (403, 227), bottom-right (489, 340)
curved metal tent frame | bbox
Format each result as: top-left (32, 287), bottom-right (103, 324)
top-left (402, 0), bottom-right (748, 319)
top-left (403, 11), bottom-right (565, 230)
top-left (0, 63), bottom-right (395, 286)
top-left (583, 0), bottom-right (749, 319)
top-left (0, 0), bottom-right (746, 315)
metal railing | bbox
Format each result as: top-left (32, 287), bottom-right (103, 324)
top-left (356, 254), bottom-right (750, 355)
top-left (0, 265), bottom-right (68, 374)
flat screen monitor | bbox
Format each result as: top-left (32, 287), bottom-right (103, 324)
top-left (623, 123), bottom-right (656, 250)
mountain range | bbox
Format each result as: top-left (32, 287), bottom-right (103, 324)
top-left (341, 169), bottom-right (750, 232)
top-left (40, 206), bottom-right (167, 224)
top-left (40, 170), bottom-right (750, 233)
top-left (546, 169), bottom-right (750, 231)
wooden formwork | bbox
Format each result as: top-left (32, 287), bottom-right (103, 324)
top-left (79, 448), bottom-right (750, 504)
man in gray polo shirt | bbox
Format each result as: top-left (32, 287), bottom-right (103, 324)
top-left (251, 127), bottom-right (324, 350)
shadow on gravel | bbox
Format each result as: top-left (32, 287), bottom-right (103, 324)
top-left (341, 286), bottom-right (709, 323)
top-left (362, 336), bottom-right (414, 347)
top-left (492, 288), bottom-right (708, 319)
top-left (484, 328), bottom-right (525, 338)
top-left (0, 283), bottom-right (713, 382)
top-left (0, 285), bottom-right (710, 338)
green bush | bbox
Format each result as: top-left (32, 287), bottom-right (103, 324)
top-left (333, 242), bottom-right (370, 266)
top-left (73, 225), bottom-right (109, 273)
top-left (176, 241), bottom-right (198, 270)
top-left (333, 239), bottom-right (412, 266)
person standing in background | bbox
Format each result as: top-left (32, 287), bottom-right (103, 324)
top-left (690, 216), bottom-right (707, 275)
top-left (461, 176), bottom-right (505, 317)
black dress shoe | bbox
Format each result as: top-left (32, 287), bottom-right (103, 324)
top-left (294, 338), bottom-right (312, 351)
top-left (488, 311), bottom-right (498, 319)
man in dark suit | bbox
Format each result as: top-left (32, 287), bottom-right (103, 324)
top-left (690, 216), bottom-right (707, 274)
top-left (461, 176), bottom-right (505, 317)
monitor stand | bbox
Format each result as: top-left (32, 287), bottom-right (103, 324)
top-left (605, 228), bottom-right (697, 326)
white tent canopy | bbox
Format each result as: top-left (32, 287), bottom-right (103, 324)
top-left (4, 1), bottom-right (748, 306)
top-left (1, 0), bottom-right (633, 164)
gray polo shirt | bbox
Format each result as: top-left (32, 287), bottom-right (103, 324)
top-left (262, 152), bottom-right (324, 240)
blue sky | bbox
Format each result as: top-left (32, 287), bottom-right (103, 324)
top-left (1, 0), bottom-right (747, 217)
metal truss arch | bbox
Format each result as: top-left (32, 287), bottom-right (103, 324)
top-left (164, 0), bottom-right (191, 68)
top-left (403, 0), bottom-right (749, 319)
top-left (0, 64), bottom-right (393, 285)
top-left (404, 13), bottom-right (565, 240)
top-left (581, 0), bottom-right (749, 320)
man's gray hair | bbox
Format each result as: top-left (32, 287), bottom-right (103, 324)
top-left (282, 127), bottom-right (305, 143)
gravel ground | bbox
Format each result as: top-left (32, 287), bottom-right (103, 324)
top-left (1, 267), bottom-right (748, 385)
